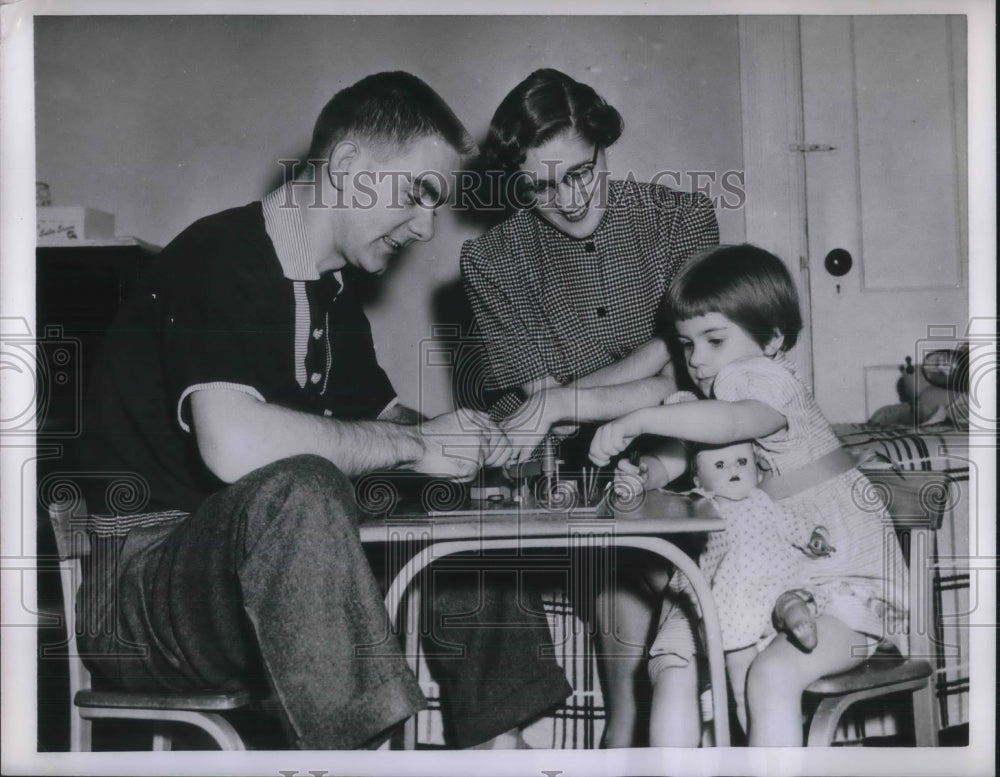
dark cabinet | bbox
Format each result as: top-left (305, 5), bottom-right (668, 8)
top-left (35, 238), bottom-right (157, 455)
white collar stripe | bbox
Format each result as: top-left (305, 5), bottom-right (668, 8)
top-left (262, 184), bottom-right (319, 281)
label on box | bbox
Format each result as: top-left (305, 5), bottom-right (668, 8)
top-left (37, 207), bottom-right (115, 240)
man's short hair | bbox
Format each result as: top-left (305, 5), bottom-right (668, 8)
top-left (308, 71), bottom-right (475, 162)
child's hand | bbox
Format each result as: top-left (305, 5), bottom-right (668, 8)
top-left (589, 418), bottom-right (639, 467)
top-left (611, 459), bottom-right (645, 507)
top-left (616, 454), bottom-right (669, 492)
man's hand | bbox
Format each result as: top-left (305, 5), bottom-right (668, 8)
top-left (416, 409), bottom-right (511, 481)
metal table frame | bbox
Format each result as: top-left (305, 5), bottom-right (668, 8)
top-left (359, 490), bottom-right (730, 748)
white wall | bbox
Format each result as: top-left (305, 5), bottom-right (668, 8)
top-left (35, 15), bottom-right (745, 416)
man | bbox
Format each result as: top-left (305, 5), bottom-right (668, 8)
top-left (75, 72), bottom-right (570, 750)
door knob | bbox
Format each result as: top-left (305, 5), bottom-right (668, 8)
top-left (823, 248), bottom-right (853, 277)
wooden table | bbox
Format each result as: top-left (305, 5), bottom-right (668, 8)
top-left (359, 489), bottom-right (730, 747)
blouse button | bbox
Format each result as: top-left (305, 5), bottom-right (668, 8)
top-left (585, 242), bottom-right (596, 253)
top-left (596, 306), bottom-right (608, 318)
top-left (323, 409), bottom-right (333, 417)
top-left (310, 372), bottom-right (322, 384)
top-left (313, 328), bottom-right (324, 339)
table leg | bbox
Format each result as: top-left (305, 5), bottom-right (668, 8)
top-left (381, 534), bottom-right (730, 748)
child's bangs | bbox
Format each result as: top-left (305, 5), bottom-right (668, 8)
top-left (664, 271), bottom-right (740, 329)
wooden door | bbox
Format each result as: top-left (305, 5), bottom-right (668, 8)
top-left (799, 16), bottom-right (968, 422)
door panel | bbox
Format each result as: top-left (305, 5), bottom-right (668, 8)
top-left (800, 16), bottom-right (968, 422)
top-left (854, 17), bottom-right (964, 290)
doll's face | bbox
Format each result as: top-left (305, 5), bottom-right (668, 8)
top-left (694, 442), bottom-right (758, 500)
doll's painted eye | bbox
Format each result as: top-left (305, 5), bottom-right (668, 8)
top-left (737, 457), bottom-right (748, 466)
top-left (714, 460), bottom-right (724, 469)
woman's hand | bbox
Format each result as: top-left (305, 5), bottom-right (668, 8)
top-left (588, 413), bottom-right (643, 466)
top-left (477, 417), bottom-right (515, 469)
top-left (500, 387), bottom-right (569, 463)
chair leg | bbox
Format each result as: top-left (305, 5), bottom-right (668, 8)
top-left (806, 677), bottom-right (936, 747)
top-left (157, 712), bottom-right (245, 751)
top-left (81, 708), bottom-right (246, 750)
top-left (152, 727), bottom-right (172, 751)
top-left (397, 598), bottom-right (420, 751)
top-left (911, 683), bottom-right (940, 747)
top-left (70, 713), bottom-right (92, 752)
top-left (390, 581), bottom-right (421, 751)
top-left (806, 696), bottom-right (854, 746)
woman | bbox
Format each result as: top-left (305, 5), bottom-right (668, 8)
top-left (461, 69), bottom-right (719, 747)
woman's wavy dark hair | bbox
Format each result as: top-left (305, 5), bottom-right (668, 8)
top-left (479, 68), bottom-right (624, 174)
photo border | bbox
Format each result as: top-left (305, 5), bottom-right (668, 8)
top-left (2, 1), bottom-right (994, 775)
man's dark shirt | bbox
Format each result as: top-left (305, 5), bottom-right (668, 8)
top-left (76, 200), bottom-right (395, 517)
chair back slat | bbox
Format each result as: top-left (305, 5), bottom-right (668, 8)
top-left (48, 496), bottom-right (91, 561)
top-left (47, 494), bottom-right (95, 750)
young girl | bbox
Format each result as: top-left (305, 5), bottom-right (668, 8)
top-left (591, 244), bottom-right (909, 746)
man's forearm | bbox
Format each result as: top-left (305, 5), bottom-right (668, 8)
top-left (191, 389), bottom-right (425, 483)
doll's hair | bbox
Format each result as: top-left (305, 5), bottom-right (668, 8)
top-left (663, 244), bottom-right (803, 351)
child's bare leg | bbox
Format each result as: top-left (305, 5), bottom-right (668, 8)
top-left (746, 616), bottom-right (870, 746)
top-left (724, 645), bottom-right (759, 736)
top-left (773, 589), bottom-right (819, 652)
top-left (649, 659), bottom-right (701, 747)
top-left (593, 578), bottom-right (654, 748)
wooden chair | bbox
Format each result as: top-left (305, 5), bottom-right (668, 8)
top-left (46, 496), bottom-right (251, 751)
top-left (801, 469), bottom-right (948, 746)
